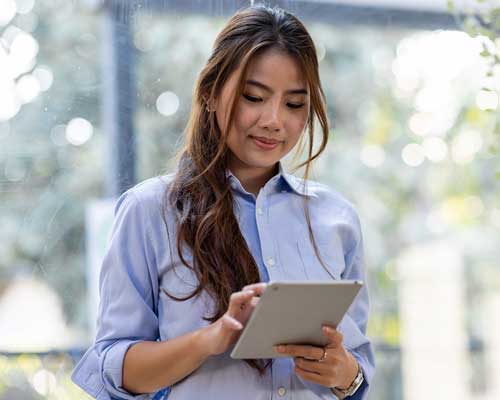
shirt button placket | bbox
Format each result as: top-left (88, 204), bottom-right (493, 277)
top-left (256, 192), bottom-right (275, 280)
top-left (272, 358), bottom-right (290, 400)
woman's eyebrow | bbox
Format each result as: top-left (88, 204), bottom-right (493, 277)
top-left (245, 79), bottom-right (308, 95)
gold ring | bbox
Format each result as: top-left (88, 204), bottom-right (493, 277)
top-left (318, 348), bottom-right (327, 362)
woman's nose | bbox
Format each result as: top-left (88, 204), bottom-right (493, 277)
top-left (259, 102), bottom-right (284, 132)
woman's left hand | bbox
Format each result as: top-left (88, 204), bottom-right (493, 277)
top-left (274, 325), bottom-right (358, 390)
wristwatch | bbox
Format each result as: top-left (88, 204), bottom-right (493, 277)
top-left (331, 363), bottom-right (364, 399)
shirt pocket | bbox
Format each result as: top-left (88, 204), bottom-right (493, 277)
top-left (297, 234), bottom-right (346, 281)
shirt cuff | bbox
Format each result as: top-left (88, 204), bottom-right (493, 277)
top-left (100, 339), bottom-right (150, 400)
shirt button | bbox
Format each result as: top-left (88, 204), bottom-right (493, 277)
top-left (278, 387), bottom-right (286, 396)
top-left (266, 257), bottom-right (275, 267)
top-left (256, 207), bottom-right (263, 215)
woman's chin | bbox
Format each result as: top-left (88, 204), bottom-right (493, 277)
top-left (242, 156), bottom-right (280, 170)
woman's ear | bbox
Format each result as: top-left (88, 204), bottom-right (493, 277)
top-left (202, 95), bottom-right (216, 112)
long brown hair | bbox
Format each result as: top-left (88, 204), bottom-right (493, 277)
top-left (161, 5), bottom-right (330, 375)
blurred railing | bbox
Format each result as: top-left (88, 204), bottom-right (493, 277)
top-left (0, 344), bottom-right (402, 399)
top-left (0, 340), bottom-right (487, 399)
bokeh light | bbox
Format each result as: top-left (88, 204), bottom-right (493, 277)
top-left (156, 91), bottom-right (180, 116)
top-left (32, 66), bottom-right (54, 91)
top-left (408, 111), bottom-right (455, 137)
top-left (16, 74), bottom-right (41, 103)
top-left (0, 76), bottom-right (21, 121)
top-left (31, 369), bottom-right (57, 396)
top-left (422, 137), bottom-right (448, 162)
top-left (408, 112), bottom-right (432, 136)
top-left (10, 31), bottom-right (39, 76)
top-left (360, 144), bottom-right (386, 168)
top-left (415, 84), bottom-right (451, 113)
top-left (439, 195), bottom-right (485, 225)
top-left (134, 30), bottom-right (156, 52)
top-left (0, 27), bottom-right (41, 120)
top-left (0, 0), bottom-right (17, 26)
top-left (65, 118), bottom-right (94, 146)
top-left (401, 143), bottom-right (425, 167)
top-left (451, 129), bottom-right (483, 164)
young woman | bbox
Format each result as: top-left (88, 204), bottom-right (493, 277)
top-left (72, 5), bottom-right (375, 400)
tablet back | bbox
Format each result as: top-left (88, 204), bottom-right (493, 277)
top-left (230, 281), bottom-right (362, 359)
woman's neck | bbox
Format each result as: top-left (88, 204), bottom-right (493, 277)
top-left (227, 157), bottom-right (279, 197)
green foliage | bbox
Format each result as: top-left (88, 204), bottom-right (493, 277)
top-left (449, 0), bottom-right (500, 161)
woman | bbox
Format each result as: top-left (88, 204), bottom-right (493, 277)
top-left (72, 5), bottom-right (375, 400)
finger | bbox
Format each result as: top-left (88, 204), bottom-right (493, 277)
top-left (294, 365), bottom-right (329, 387)
top-left (294, 357), bottom-right (329, 375)
top-left (221, 314), bottom-right (243, 330)
top-left (227, 290), bottom-right (254, 317)
top-left (237, 296), bottom-right (260, 322)
top-left (274, 344), bottom-right (324, 360)
top-left (322, 325), bottom-right (343, 347)
top-left (249, 296), bottom-right (259, 307)
top-left (241, 283), bottom-right (267, 295)
top-left (239, 296), bottom-right (259, 312)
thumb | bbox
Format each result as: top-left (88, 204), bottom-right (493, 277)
top-left (322, 325), bottom-right (343, 346)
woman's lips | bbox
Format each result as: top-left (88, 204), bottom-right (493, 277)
top-left (249, 135), bottom-right (281, 150)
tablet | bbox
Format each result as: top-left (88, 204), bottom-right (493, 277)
top-left (230, 280), bottom-right (363, 359)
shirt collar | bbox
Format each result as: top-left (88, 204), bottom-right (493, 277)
top-left (225, 161), bottom-right (312, 197)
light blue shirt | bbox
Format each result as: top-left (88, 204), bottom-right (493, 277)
top-left (71, 161), bottom-right (375, 400)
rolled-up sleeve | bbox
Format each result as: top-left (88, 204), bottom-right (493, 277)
top-left (71, 189), bottom-right (160, 399)
top-left (337, 210), bottom-right (375, 399)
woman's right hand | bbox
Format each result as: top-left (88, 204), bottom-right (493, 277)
top-left (203, 282), bottom-right (267, 356)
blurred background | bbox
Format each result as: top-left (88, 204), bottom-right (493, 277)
top-left (1, 0), bottom-right (499, 399)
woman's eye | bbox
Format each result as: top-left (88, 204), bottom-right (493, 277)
top-left (243, 94), bottom-right (304, 109)
top-left (287, 103), bottom-right (305, 109)
top-left (243, 94), bottom-right (261, 103)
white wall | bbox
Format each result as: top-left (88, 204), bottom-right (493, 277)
top-left (398, 240), bottom-right (471, 400)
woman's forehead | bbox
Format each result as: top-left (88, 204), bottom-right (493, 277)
top-left (245, 48), bottom-right (307, 90)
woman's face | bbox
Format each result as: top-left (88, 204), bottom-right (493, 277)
top-left (215, 48), bottom-right (310, 173)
